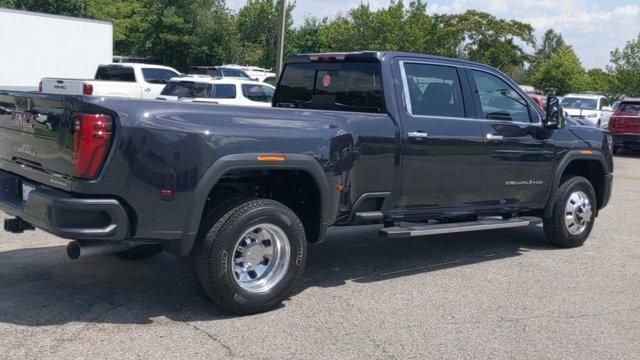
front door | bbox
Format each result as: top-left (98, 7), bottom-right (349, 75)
top-left (397, 61), bottom-right (486, 212)
top-left (467, 68), bottom-right (555, 207)
top-left (139, 68), bottom-right (181, 99)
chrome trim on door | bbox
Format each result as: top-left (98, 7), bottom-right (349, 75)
top-left (407, 131), bottom-right (429, 139)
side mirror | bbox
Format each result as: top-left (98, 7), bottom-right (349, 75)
top-left (544, 96), bottom-right (564, 129)
top-left (602, 106), bottom-right (613, 112)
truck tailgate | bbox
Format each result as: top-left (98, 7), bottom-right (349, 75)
top-left (0, 92), bottom-right (106, 179)
top-left (41, 78), bottom-right (85, 95)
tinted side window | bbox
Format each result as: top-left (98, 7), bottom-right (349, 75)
top-left (212, 84), bottom-right (236, 99)
top-left (242, 84), bottom-right (270, 102)
top-left (95, 66), bottom-right (135, 82)
top-left (471, 70), bottom-right (530, 123)
top-left (261, 85), bottom-right (275, 102)
top-left (263, 76), bottom-right (277, 86)
top-left (142, 68), bottom-right (179, 84)
top-left (403, 63), bottom-right (465, 118)
top-left (274, 62), bottom-right (385, 113)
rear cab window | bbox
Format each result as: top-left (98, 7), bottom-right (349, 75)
top-left (274, 61), bottom-right (385, 113)
top-left (95, 66), bottom-right (136, 82)
top-left (618, 101), bottom-right (640, 115)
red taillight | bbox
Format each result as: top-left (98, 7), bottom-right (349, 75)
top-left (83, 83), bottom-right (94, 95)
top-left (38, 81), bottom-right (42, 92)
top-left (71, 114), bottom-right (112, 179)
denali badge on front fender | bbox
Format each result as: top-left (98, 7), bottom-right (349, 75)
top-left (505, 180), bottom-right (544, 186)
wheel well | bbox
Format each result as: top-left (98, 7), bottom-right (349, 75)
top-left (202, 169), bottom-right (322, 242)
top-left (561, 159), bottom-right (606, 209)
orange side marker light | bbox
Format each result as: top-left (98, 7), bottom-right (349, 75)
top-left (257, 154), bottom-right (286, 162)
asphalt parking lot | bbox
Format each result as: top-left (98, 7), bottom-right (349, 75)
top-left (1, 154), bottom-right (639, 359)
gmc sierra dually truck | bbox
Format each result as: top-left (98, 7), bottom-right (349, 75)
top-left (0, 52), bottom-right (613, 314)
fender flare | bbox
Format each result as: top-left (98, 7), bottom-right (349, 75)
top-left (543, 149), bottom-right (610, 218)
top-left (177, 153), bottom-right (331, 255)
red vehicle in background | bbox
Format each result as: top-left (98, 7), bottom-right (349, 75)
top-left (608, 98), bottom-right (640, 153)
top-left (529, 94), bottom-right (547, 110)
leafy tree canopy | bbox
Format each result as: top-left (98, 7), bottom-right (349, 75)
top-left (3, 0), bottom-right (638, 96)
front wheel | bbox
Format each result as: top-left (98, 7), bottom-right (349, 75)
top-left (543, 176), bottom-right (596, 248)
top-left (193, 197), bottom-right (307, 314)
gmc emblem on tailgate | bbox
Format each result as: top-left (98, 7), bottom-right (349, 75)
top-left (10, 112), bottom-right (36, 129)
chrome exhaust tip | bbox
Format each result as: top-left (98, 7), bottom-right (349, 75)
top-left (67, 241), bottom-right (135, 260)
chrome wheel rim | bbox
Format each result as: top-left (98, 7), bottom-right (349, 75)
top-left (564, 190), bottom-right (593, 235)
top-left (231, 223), bottom-right (290, 293)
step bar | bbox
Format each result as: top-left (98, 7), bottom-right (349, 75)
top-left (380, 217), bottom-right (542, 238)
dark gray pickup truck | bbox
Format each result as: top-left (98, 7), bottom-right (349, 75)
top-left (0, 52), bottom-right (613, 314)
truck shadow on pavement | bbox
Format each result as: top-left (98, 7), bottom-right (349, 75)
top-left (0, 225), bottom-right (557, 326)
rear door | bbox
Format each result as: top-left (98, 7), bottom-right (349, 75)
top-left (467, 68), bottom-right (555, 207)
top-left (396, 60), bottom-right (486, 210)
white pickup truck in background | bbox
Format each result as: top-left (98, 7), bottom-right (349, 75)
top-left (40, 63), bottom-right (181, 99)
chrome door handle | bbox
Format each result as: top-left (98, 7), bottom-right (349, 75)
top-left (486, 133), bottom-right (504, 141)
top-left (408, 131), bottom-right (429, 140)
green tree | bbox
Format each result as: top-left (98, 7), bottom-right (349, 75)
top-left (287, 17), bottom-right (326, 54)
top-left (526, 29), bottom-right (566, 84)
top-left (3, 0), bottom-right (90, 16)
top-left (140, 0), bottom-right (236, 71)
top-left (608, 34), bottom-right (640, 97)
top-left (585, 68), bottom-right (613, 96)
top-left (236, 0), bottom-right (294, 68)
top-left (450, 10), bottom-right (535, 77)
top-left (85, 0), bottom-right (147, 56)
top-left (530, 45), bottom-right (587, 95)
top-left (535, 29), bottom-right (566, 64)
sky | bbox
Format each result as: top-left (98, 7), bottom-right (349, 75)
top-left (226, 0), bottom-right (640, 69)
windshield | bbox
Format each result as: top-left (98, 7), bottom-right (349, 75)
top-left (221, 69), bottom-right (251, 78)
top-left (561, 97), bottom-right (597, 110)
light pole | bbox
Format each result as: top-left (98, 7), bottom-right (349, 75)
top-left (276, 0), bottom-right (287, 76)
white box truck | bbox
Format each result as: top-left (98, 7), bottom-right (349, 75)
top-left (0, 8), bottom-right (113, 91)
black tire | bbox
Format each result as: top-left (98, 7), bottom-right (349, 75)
top-left (612, 146), bottom-right (621, 155)
top-left (543, 176), bottom-right (597, 248)
top-left (114, 244), bottom-right (163, 260)
top-left (192, 197), bottom-right (307, 315)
